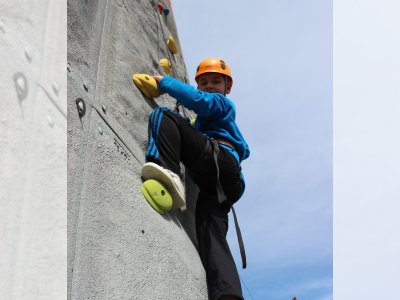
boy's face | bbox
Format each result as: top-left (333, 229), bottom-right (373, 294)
top-left (197, 73), bottom-right (232, 95)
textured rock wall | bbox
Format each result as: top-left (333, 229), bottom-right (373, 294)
top-left (67, 0), bottom-right (207, 299)
top-left (0, 1), bottom-right (66, 299)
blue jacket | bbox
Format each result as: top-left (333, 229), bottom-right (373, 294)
top-left (158, 76), bottom-right (250, 163)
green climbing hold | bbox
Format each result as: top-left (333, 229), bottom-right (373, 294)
top-left (141, 179), bottom-right (173, 214)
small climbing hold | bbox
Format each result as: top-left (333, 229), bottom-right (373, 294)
top-left (159, 58), bottom-right (172, 75)
top-left (0, 18), bottom-right (5, 33)
top-left (24, 48), bottom-right (32, 62)
top-left (76, 98), bottom-right (86, 117)
top-left (52, 82), bottom-right (60, 96)
top-left (46, 115), bottom-right (54, 127)
top-left (163, 6), bottom-right (170, 15)
top-left (78, 101), bottom-right (84, 112)
top-left (132, 74), bottom-right (161, 99)
top-left (13, 72), bottom-right (28, 101)
top-left (166, 36), bottom-right (178, 54)
top-left (159, 0), bottom-right (170, 15)
top-left (141, 179), bottom-right (173, 214)
top-left (156, 2), bottom-right (163, 14)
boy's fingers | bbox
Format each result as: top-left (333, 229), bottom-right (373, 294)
top-left (153, 75), bottom-right (163, 82)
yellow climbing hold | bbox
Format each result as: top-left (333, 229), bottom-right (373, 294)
top-left (132, 74), bottom-right (161, 99)
top-left (160, 58), bottom-right (172, 75)
top-left (166, 36), bottom-right (178, 54)
top-left (141, 179), bottom-right (173, 214)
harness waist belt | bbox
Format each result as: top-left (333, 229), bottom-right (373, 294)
top-left (215, 138), bottom-right (235, 150)
top-left (191, 140), bottom-right (246, 269)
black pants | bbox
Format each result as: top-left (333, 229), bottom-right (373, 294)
top-left (146, 107), bottom-right (244, 300)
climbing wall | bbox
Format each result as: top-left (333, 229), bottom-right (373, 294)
top-left (0, 1), bottom-right (66, 299)
top-left (68, 1), bottom-right (207, 299)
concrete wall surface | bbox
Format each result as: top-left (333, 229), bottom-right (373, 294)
top-left (0, 1), bottom-right (67, 299)
top-left (68, 1), bottom-right (207, 299)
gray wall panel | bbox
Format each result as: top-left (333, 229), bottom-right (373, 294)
top-left (68, 1), bottom-right (206, 299)
top-left (0, 0), bottom-right (67, 298)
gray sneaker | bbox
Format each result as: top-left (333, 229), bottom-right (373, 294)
top-left (141, 162), bottom-right (186, 209)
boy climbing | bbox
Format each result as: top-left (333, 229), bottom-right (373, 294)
top-left (141, 58), bottom-right (250, 300)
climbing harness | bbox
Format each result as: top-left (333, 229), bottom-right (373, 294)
top-left (209, 139), bottom-right (247, 269)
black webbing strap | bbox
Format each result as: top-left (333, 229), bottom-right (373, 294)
top-left (231, 206), bottom-right (247, 269)
top-left (210, 139), bottom-right (247, 269)
top-left (210, 140), bottom-right (228, 205)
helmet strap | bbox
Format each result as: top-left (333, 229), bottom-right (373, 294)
top-left (224, 75), bottom-right (228, 96)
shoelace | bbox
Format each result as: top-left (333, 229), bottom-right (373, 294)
top-left (166, 169), bottom-right (179, 179)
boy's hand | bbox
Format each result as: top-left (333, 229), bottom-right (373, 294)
top-left (153, 76), bottom-right (163, 83)
top-left (132, 74), bottom-right (162, 99)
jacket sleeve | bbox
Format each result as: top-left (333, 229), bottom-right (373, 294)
top-left (158, 76), bottom-right (230, 118)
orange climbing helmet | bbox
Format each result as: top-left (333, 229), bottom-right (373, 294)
top-left (195, 58), bottom-right (233, 84)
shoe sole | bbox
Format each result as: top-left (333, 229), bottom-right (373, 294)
top-left (142, 162), bottom-right (186, 209)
